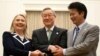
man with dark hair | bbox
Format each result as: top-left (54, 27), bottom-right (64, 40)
top-left (54, 2), bottom-right (99, 56)
top-left (32, 7), bottom-right (67, 56)
top-left (68, 2), bottom-right (87, 19)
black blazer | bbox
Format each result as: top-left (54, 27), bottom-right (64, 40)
top-left (32, 26), bottom-right (67, 56)
top-left (2, 31), bottom-right (33, 56)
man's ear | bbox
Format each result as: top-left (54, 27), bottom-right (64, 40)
top-left (81, 11), bottom-right (84, 17)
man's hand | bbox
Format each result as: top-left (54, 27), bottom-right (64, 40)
top-left (53, 45), bottom-right (64, 56)
top-left (30, 50), bottom-right (44, 56)
top-left (48, 45), bottom-right (58, 53)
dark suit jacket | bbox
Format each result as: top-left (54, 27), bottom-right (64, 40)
top-left (3, 31), bottom-right (33, 56)
top-left (32, 26), bottom-right (67, 56)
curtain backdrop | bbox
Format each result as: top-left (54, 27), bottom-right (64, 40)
top-left (26, 11), bottom-right (74, 38)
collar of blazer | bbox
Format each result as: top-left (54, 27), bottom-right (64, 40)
top-left (42, 26), bottom-right (60, 42)
top-left (68, 23), bottom-right (89, 46)
top-left (44, 26), bottom-right (59, 35)
top-left (11, 32), bottom-right (30, 45)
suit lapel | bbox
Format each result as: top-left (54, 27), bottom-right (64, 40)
top-left (74, 23), bottom-right (90, 45)
top-left (41, 28), bottom-right (49, 43)
top-left (68, 28), bottom-right (74, 47)
top-left (49, 26), bottom-right (59, 43)
top-left (12, 33), bottom-right (30, 46)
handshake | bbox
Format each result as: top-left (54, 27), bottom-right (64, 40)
top-left (48, 45), bottom-right (64, 56)
top-left (30, 50), bottom-right (47, 56)
top-left (30, 45), bottom-right (63, 56)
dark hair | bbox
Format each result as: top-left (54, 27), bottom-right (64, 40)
top-left (68, 2), bottom-right (87, 19)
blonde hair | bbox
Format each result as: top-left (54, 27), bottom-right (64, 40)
top-left (10, 14), bottom-right (27, 37)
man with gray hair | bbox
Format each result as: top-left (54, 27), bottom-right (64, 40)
top-left (32, 7), bottom-right (67, 56)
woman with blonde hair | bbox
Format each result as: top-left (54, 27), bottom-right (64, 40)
top-left (2, 14), bottom-right (43, 56)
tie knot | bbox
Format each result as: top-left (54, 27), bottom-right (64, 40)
top-left (75, 27), bottom-right (80, 31)
top-left (47, 29), bottom-right (51, 32)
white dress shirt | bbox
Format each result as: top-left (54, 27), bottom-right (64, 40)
top-left (45, 25), bottom-right (55, 40)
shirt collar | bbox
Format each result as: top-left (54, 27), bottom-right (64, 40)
top-left (76, 21), bottom-right (87, 30)
top-left (45, 25), bottom-right (55, 31)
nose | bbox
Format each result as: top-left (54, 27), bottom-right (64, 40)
top-left (18, 20), bottom-right (23, 23)
top-left (45, 16), bottom-right (49, 19)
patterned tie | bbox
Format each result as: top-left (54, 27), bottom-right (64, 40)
top-left (72, 27), bottom-right (80, 46)
top-left (47, 29), bottom-right (52, 40)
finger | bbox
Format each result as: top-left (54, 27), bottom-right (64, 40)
top-left (55, 45), bottom-right (61, 49)
top-left (52, 48), bottom-right (58, 53)
top-left (53, 53), bottom-right (59, 56)
top-left (36, 50), bottom-right (40, 51)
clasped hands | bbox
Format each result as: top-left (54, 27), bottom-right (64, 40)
top-left (30, 45), bottom-right (64, 56)
top-left (48, 45), bottom-right (64, 56)
top-left (30, 50), bottom-right (45, 56)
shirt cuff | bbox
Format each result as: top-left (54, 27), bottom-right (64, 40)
top-left (28, 51), bottom-right (32, 56)
top-left (63, 49), bottom-right (66, 55)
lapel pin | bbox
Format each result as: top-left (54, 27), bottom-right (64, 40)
top-left (56, 32), bottom-right (59, 35)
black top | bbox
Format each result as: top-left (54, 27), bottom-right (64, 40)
top-left (3, 31), bottom-right (33, 56)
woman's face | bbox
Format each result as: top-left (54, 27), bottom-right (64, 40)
top-left (13, 15), bottom-right (27, 32)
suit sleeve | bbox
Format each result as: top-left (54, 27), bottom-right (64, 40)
top-left (32, 31), bottom-right (49, 52)
top-left (58, 30), bottom-right (67, 48)
top-left (65, 26), bottom-right (99, 56)
top-left (3, 32), bottom-right (29, 56)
